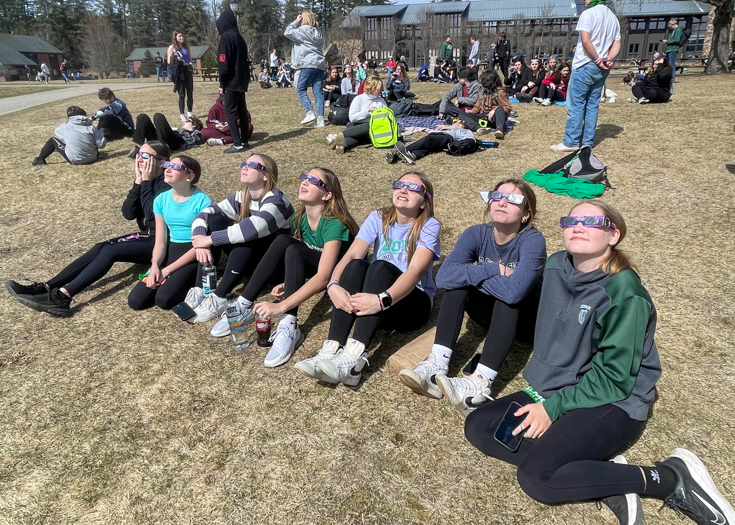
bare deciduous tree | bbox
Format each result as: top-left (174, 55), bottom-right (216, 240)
top-left (82, 17), bottom-right (122, 79)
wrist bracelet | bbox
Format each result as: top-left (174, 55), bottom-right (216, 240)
top-left (327, 279), bottom-right (340, 291)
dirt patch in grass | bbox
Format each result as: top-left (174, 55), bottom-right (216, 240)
top-left (0, 76), bottom-right (734, 524)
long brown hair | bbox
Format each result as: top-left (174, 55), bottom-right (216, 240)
top-left (293, 168), bottom-right (359, 241)
top-left (569, 199), bottom-right (634, 276)
top-left (484, 178), bottom-right (537, 231)
top-left (379, 171), bottom-right (436, 264)
top-left (239, 153), bottom-right (278, 221)
top-left (171, 31), bottom-right (191, 57)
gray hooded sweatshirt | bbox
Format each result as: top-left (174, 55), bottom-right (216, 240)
top-left (284, 20), bottom-right (325, 70)
top-left (55, 115), bottom-right (107, 165)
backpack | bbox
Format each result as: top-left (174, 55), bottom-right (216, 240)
top-left (445, 138), bottom-right (483, 156)
top-left (678, 28), bottom-right (691, 48)
top-left (540, 146), bottom-right (613, 188)
top-left (388, 97), bottom-right (413, 117)
top-left (327, 106), bottom-right (349, 126)
top-left (369, 107), bottom-right (399, 148)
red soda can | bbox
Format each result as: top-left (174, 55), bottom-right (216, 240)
top-left (256, 315), bottom-right (272, 347)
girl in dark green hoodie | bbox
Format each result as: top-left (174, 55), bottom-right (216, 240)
top-left (465, 200), bottom-right (734, 525)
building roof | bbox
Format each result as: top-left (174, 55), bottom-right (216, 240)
top-left (124, 46), bottom-right (210, 61)
top-left (0, 43), bottom-right (36, 66)
top-left (0, 33), bottom-right (63, 65)
top-left (344, 0), bottom-right (712, 27)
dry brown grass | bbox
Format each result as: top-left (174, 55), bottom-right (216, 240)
top-left (0, 74), bottom-right (733, 525)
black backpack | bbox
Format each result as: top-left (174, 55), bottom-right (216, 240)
top-left (541, 146), bottom-right (613, 188)
top-left (678, 28), bottom-right (691, 48)
top-left (327, 106), bottom-right (349, 126)
top-left (445, 138), bottom-right (483, 156)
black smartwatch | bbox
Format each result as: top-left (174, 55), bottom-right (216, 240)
top-left (378, 291), bottom-right (393, 310)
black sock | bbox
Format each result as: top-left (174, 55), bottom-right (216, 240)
top-left (641, 465), bottom-right (678, 499)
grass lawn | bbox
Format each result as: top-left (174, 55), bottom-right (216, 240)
top-left (0, 74), bottom-right (733, 524)
top-left (0, 85), bottom-right (67, 99)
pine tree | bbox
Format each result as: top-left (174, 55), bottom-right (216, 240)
top-left (138, 48), bottom-right (157, 75)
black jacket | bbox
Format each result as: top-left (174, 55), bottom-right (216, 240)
top-left (217, 10), bottom-right (250, 92)
top-left (121, 175), bottom-right (170, 233)
top-left (496, 39), bottom-right (511, 59)
top-left (520, 67), bottom-right (545, 89)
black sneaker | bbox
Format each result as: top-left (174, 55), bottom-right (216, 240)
top-left (223, 143), bottom-right (250, 154)
top-left (32, 157), bottom-right (47, 166)
top-left (5, 279), bottom-right (48, 299)
top-left (597, 456), bottom-right (646, 525)
top-left (394, 142), bottom-right (415, 165)
top-left (385, 150), bottom-right (398, 164)
top-left (15, 288), bottom-right (73, 317)
top-left (658, 448), bottom-right (735, 525)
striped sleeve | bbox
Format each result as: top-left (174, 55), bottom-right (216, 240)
top-left (191, 191), bottom-right (242, 237)
top-left (211, 190), bottom-right (294, 246)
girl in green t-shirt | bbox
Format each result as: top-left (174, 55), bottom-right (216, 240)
top-left (210, 167), bottom-right (359, 368)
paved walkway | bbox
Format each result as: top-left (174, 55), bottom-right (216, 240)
top-left (0, 83), bottom-right (164, 116)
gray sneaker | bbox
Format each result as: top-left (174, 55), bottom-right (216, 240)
top-left (597, 456), bottom-right (646, 525)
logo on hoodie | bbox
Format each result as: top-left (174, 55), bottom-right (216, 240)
top-left (578, 304), bottom-right (592, 324)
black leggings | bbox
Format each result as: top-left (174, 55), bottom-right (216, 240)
top-left (434, 287), bottom-right (538, 371)
top-left (38, 137), bottom-right (71, 163)
top-left (538, 85), bottom-right (565, 103)
top-left (631, 84), bottom-right (670, 104)
top-left (127, 241), bottom-right (196, 310)
top-left (178, 67), bottom-right (194, 114)
top-left (97, 115), bottom-right (133, 141)
top-left (133, 113), bottom-right (185, 151)
top-left (452, 107), bottom-right (506, 132)
top-left (47, 234), bottom-right (155, 297)
top-left (328, 259), bottom-right (431, 347)
top-left (465, 392), bottom-right (646, 504)
top-left (224, 90), bottom-right (249, 146)
top-left (407, 134), bottom-right (452, 160)
top-left (342, 120), bottom-right (371, 150)
top-left (241, 235), bottom-right (321, 317)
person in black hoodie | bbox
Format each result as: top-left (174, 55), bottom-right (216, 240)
top-left (496, 32), bottom-right (511, 78)
top-left (628, 56), bottom-right (672, 104)
top-left (217, 8), bottom-right (251, 154)
top-left (5, 142), bottom-right (171, 317)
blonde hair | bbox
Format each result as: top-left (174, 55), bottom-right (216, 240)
top-left (293, 168), bottom-right (359, 241)
top-left (569, 199), bottom-right (634, 276)
top-left (379, 172), bottom-right (436, 264)
top-left (239, 153), bottom-right (279, 221)
top-left (363, 76), bottom-right (383, 95)
top-left (300, 10), bottom-right (318, 28)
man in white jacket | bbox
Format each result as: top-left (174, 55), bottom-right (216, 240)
top-left (32, 106), bottom-right (106, 166)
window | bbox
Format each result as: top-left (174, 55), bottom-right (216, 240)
top-left (553, 46), bottom-right (564, 56)
top-left (629, 18), bottom-right (646, 31)
top-left (365, 17), bottom-right (377, 41)
top-left (687, 15), bottom-right (708, 53)
top-left (648, 43), bottom-right (659, 54)
top-left (649, 17), bottom-right (667, 31)
top-left (379, 17), bottom-right (392, 40)
top-left (628, 43), bottom-right (639, 56)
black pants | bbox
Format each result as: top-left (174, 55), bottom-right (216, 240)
top-left (407, 134), bottom-right (452, 160)
top-left (631, 84), bottom-right (670, 104)
top-left (434, 287), bottom-right (538, 371)
top-left (224, 90), bottom-right (249, 146)
top-left (38, 137), bottom-right (70, 163)
top-left (453, 108), bottom-right (506, 132)
top-left (465, 392), bottom-right (646, 504)
top-left (325, 89), bottom-right (341, 104)
top-left (178, 67), bottom-right (194, 114)
top-left (538, 85), bottom-right (565, 103)
top-left (328, 259), bottom-right (431, 347)
top-left (500, 57), bottom-right (510, 78)
top-left (342, 120), bottom-right (371, 149)
top-left (128, 241), bottom-right (196, 310)
top-left (97, 115), bottom-right (133, 141)
top-left (241, 235), bottom-right (320, 317)
top-left (133, 113), bottom-right (186, 151)
top-left (48, 234), bottom-right (155, 297)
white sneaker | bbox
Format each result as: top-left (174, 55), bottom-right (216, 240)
top-left (532, 97), bottom-right (543, 104)
top-left (608, 98), bottom-right (616, 103)
top-left (628, 97), bottom-right (638, 103)
top-left (210, 296), bottom-right (255, 337)
top-left (207, 138), bottom-right (224, 146)
top-left (398, 354), bottom-right (448, 399)
top-left (312, 116), bottom-right (325, 128)
top-left (326, 134), bottom-right (337, 146)
top-left (263, 319), bottom-right (304, 367)
top-left (300, 111), bottom-right (316, 125)
top-left (293, 340), bottom-right (341, 384)
top-left (184, 287), bottom-right (205, 309)
top-left (638, 97), bottom-right (649, 104)
top-left (180, 113), bottom-right (187, 122)
top-left (541, 98), bottom-right (552, 106)
top-left (436, 372), bottom-right (493, 416)
top-left (187, 112), bottom-right (195, 119)
top-left (324, 100), bottom-right (331, 108)
top-left (319, 338), bottom-right (368, 386)
top-left (598, 456), bottom-right (645, 525)
top-left (191, 293), bottom-right (228, 323)
top-left (508, 117), bottom-right (520, 124)
top-left (550, 142), bottom-right (578, 152)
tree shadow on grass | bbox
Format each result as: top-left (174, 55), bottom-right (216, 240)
top-left (594, 124), bottom-right (624, 146)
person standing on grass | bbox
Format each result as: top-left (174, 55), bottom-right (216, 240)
top-left (269, 48), bottom-right (278, 78)
top-left (440, 36), bottom-right (454, 65)
top-left (155, 52), bottom-right (164, 83)
top-left (469, 36), bottom-right (480, 67)
top-left (168, 31), bottom-right (195, 123)
top-left (550, 0), bottom-right (620, 153)
top-left (285, 10), bottom-right (327, 128)
top-left (216, 7), bottom-right (252, 154)
top-left (464, 199), bottom-right (735, 525)
top-left (6, 142), bottom-right (171, 317)
top-left (496, 33), bottom-right (511, 78)
top-left (662, 19), bottom-right (682, 94)
top-left (40, 62), bottom-right (50, 84)
top-left (60, 60), bottom-right (69, 84)
top-left (32, 106), bottom-right (106, 167)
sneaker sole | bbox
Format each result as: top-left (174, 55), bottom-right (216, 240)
top-left (210, 312), bottom-right (255, 337)
top-left (293, 360), bottom-right (339, 384)
top-left (670, 448), bottom-right (735, 524)
top-left (13, 293), bottom-right (73, 317)
top-left (320, 360), bottom-right (363, 386)
top-left (191, 306), bottom-right (227, 323)
top-left (264, 330), bottom-right (305, 368)
top-left (398, 369), bottom-right (443, 399)
top-left (394, 143), bottom-right (415, 164)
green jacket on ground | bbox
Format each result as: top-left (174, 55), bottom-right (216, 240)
top-left (523, 169), bottom-right (605, 199)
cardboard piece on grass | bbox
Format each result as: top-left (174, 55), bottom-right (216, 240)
top-left (388, 326), bottom-right (437, 375)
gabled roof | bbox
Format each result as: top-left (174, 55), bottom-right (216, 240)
top-left (0, 33), bottom-right (64, 59)
top-left (613, 0), bottom-right (709, 16)
top-left (361, 5), bottom-right (407, 17)
top-left (466, 0), bottom-right (581, 22)
top-left (124, 46), bottom-right (210, 61)
top-left (0, 42), bottom-right (36, 66)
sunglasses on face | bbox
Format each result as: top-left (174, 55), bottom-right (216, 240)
top-left (161, 160), bottom-right (194, 174)
top-left (299, 172), bottom-right (330, 192)
top-left (240, 160), bottom-right (266, 171)
top-left (559, 215), bottom-right (616, 229)
top-left (137, 151), bottom-right (162, 160)
top-left (392, 180), bottom-right (432, 201)
top-left (490, 191), bottom-right (526, 206)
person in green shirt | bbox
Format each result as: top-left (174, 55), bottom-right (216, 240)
top-left (661, 19), bottom-right (682, 94)
top-left (439, 35), bottom-right (454, 64)
top-left (209, 167), bottom-right (359, 368)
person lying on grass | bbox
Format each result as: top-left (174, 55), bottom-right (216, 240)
top-left (8, 141), bottom-right (171, 317)
top-left (129, 113), bottom-right (205, 158)
top-left (464, 200), bottom-right (735, 525)
top-left (399, 179), bottom-right (546, 416)
top-left (209, 167), bottom-right (359, 368)
top-left (295, 172), bottom-right (440, 387)
top-left (183, 154), bottom-right (294, 323)
top-left (31, 105), bottom-right (106, 167)
top-left (127, 155), bottom-right (211, 311)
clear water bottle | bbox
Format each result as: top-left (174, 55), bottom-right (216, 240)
top-left (226, 293), bottom-right (250, 351)
top-left (202, 264), bottom-right (217, 296)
